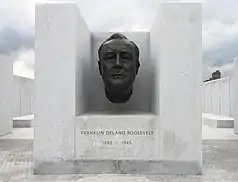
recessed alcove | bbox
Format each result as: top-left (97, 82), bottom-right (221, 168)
top-left (77, 31), bottom-right (155, 114)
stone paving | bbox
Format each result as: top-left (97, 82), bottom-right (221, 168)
top-left (0, 139), bottom-right (238, 182)
top-left (1, 126), bottom-right (238, 182)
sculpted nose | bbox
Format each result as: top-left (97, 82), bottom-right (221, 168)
top-left (113, 64), bottom-right (122, 69)
top-left (113, 53), bottom-right (122, 71)
top-left (116, 53), bottom-right (121, 65)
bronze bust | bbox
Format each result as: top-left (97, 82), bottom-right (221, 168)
top-left (98, 33), bottom-right (140, 103)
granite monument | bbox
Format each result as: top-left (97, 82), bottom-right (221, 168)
top-left (34, 2), bottom-right (202, 175)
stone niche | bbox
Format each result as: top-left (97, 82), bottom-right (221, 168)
top-left (34, 1), bottom-right (202, 175)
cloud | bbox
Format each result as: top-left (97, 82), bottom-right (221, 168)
top-left (0, 0), bottom-right (35, 78)
top-left (0, 27), bottom-right (34, 55)
top-left (0, 0), bottom-right (35, 55)
top-left (0, 1), bottom-right (35, 58)
top-left (203, 36), bottom-right (238, 66)
top-left (202, 0), bottom-right (238, 77)
top-left (0, 0), bottom-right (35, 31)
top-left (13, 49), bottom-right (35, 79)
top-left (203, 0), bottom-right (238, 24)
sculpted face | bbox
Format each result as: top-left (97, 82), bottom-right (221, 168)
top-left (100, 39), bottom-right (137, 90)
top-left (98, 33), bottom-right (140, 103)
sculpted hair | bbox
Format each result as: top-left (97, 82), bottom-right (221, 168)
top-left (98, 33), bottom-right (140, 62)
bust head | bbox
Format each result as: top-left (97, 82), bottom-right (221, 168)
top-left (98, 33), bottom-right (140, 103)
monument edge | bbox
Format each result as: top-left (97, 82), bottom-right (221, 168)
top-left (34, 160), bottom-right (202, 175)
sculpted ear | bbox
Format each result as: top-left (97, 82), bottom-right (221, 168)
top-left (131, 41), bottom-right (140, 75)
top-left (98, 60), bottom-right (102, 75)
top-left (136, 61), bottom-right (140, 75)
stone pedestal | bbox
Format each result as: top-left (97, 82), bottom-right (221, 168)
top-left (75, 112), bottom-right (158, 160)
top-left (0, 55), bottom-right (13, 136)
top-left (233, 56), bottom-right (238, 134)
top-left (34, 2), bottom-right (202, 175)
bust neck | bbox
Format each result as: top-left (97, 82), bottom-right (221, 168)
top-left (105, 86), bottom-right (133, 103)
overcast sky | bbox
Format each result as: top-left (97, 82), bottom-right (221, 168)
top-left (0, 0), bottom-right (238, 80)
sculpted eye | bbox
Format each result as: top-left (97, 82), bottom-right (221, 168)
top-left (121, 52), bottom-right (132, 60)
top-left (104, 53), bottom-right (116, 62)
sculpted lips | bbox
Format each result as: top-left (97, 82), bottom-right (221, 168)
top-left (111, 73), bottom-right (124, 78)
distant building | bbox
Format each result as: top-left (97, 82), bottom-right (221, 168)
top-left (204, 70), bottom-right (221, 82)
top-left (212, 70), bottom-right (221, 80)
top-left (12, 75), bottom-right (34, 117)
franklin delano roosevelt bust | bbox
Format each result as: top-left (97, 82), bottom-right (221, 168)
top-left (98, 33), bottom-right (140, 103)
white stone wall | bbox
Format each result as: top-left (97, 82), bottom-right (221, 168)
top-left (0, 55), bottom-right (13, 135)
top-left (202, 77), bottom-right (233, 117)
top-left (34, 2), bottom-right (90, 162)
top-left (233, 56), bottom-right (238, 134)
top-left (12, 75), bottom-right (34, 117)
top-left (152, 2), bottom-right (202, 165)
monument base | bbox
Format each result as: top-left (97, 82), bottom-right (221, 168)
top-left (34, 112), bottom-right (202, 175)
top-left (34, 160), bottom-right (201, 175)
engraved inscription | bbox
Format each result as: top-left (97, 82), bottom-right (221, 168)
top-left (103, 140), bottom-right (113, 145)
top-left (122, 140), bottom-right (132, 145)
top-left (102, 140), bottom-right (133, 145)
top-left (80, 130), bottom-right (153, 136)
top-left (81, 130), bottom-right (154, 146)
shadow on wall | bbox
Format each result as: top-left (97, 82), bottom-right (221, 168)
top-left (80, 32), bottom-right (155, 113)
